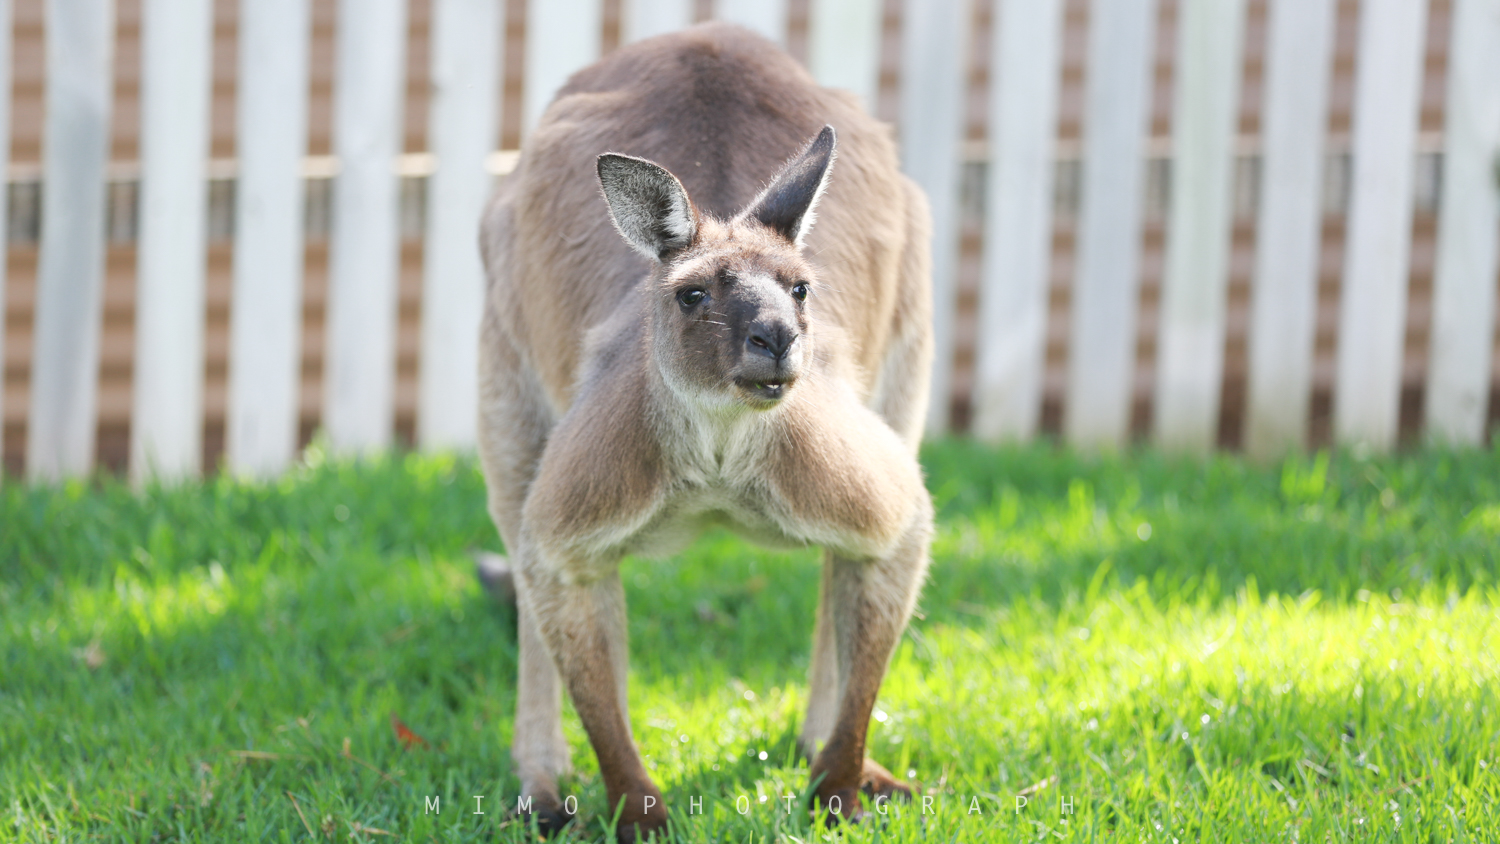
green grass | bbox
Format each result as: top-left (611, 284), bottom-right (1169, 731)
top-left (3, 440), bottom-right (1499, 842)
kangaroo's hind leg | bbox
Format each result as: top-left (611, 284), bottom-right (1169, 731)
top-left (477, 313), bottom-right (572, 834)
top-left (801, 555), bottom-right (915, 804)
top-left (807, 508), bottom-right (932, 823)
top-left (800, 560), bottom-right (839, 761)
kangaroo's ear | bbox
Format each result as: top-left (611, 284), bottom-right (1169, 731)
top-left (744, 125), bottom-right (836, 248)
top-left (597, 154), bottom-right (699, 262)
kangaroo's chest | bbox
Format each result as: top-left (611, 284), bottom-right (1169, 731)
top-left (624, 480), bottom-right (802, 558)
top-left (620, 421), bottom-right (806, 558)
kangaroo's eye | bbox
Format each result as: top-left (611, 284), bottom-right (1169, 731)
top-left (791, 283), bottom-right (809, 302)
top-left (677, 287), bottom-right (707, 307)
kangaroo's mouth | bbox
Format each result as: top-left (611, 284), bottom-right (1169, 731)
top-left (735, 377), bottom-right (794, 403)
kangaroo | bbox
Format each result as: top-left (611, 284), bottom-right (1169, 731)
top-left (477, 22), bottom-right (933, 841)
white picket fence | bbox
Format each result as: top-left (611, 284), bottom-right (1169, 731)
top-left (2, 0), bottom-right (1499, 482)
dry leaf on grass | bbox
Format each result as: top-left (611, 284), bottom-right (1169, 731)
top-left (390, 714), bottom-right (429, 750)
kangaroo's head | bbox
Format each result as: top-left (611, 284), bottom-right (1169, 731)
top-left (596, 126), bottom-right (835, 411)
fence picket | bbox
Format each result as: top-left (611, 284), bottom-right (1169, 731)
top-left (1153, 0), bottom-right (1245, 451)
top-left (624, 0), bottom-right (692, 42)
top-left (900, 0), bottom-right (969, 434)
top-left (971, 0), bottom-right (1063, 441)
top-left (1334, 0), bottom-right (1428, 449)
top-left (1065, 0), bottom-right (1157, 449)
top-left (1425, 0), bottom-right (1500, 444)
top-left (227, 0), bottom-right (311, 477)
top-left (523, 0), bottom-right (601, 135)
top-left (325, 0), bottom-right (407, 454)
top-left (131, 0), bottom-right (213, 481)
top-left (809, 0), bottom-right (882, 114)
top-left (1245, 0), bottom-right (1336, 457)
top-left (420, 0), bottom-right (500, 450)
top-left (0, 0), bottom-right (10, 466)
top-left (27, 0), bottom-right (114, 479)
top-left (717, 0), bottom-right (787, 45)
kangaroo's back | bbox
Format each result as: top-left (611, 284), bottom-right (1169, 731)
top-left (482, 22), bottom-right (928, 417)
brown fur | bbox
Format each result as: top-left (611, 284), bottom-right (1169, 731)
top-left (477, 22), bottom-right (933, 840)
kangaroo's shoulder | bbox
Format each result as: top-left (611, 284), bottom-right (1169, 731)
top-left (763, 375), bottom-right (929, 556)
top-left (523, 341), bottom-right (665, 557)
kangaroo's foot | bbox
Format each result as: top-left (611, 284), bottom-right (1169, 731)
top-left (860, 758), bottom-right (914, 802)
top-left (514, 791), bottom-right (572, 838)
top-left (475, 552), bottom-right (518, 607)
top-left (814, 785), bottom-right (866, 827)
top-left (807, 740), bottom-right (864, 827)
top-left (807, 757), bottom-right (916, 827)
top-left (609, 781), bottom-right (668, 842)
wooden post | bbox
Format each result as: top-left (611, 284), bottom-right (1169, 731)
top-left (1245, 0), bottom-right (1337, 458)
top-left (971, 0), bottom-right (1063, 441)
top-left (1425, 0), bottom-right (1500, 444)
top-left (1334, 0), bottom-right (1428, 449)
top-left (717, 0), bottom-right (787, 45)
top-left (809, 0), bottom-right (882, 112)
top-left (131, 0), bottom-right (213, 482)
top-left (1065, 0), bottom-right (1157, 449)
top-left (900, 0), bottom-right (970, 434)
top-left (325, 0), bottom-right (408, 454)
top-left (28, 0), bottom-right (114, 480)
top-left (420, 0), bottom-right (501, 450)
top-left (1153, 0), bottom-right (1245, 452)
top-left (523, 0), bottom-right (601, 135)
top-left (623, 0), bottom-right (692, 42)
top-left (227, 0), bottom-right (311, 477)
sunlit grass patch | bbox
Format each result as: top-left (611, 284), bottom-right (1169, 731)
top-left (2, 441), bottom-right (1499, 841)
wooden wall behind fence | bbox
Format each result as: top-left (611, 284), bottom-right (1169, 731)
top-left (2, 0), bottom-right (1497, 476)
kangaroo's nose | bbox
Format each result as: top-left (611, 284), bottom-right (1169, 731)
top-left (747, 321), bottom-right (797, 360)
